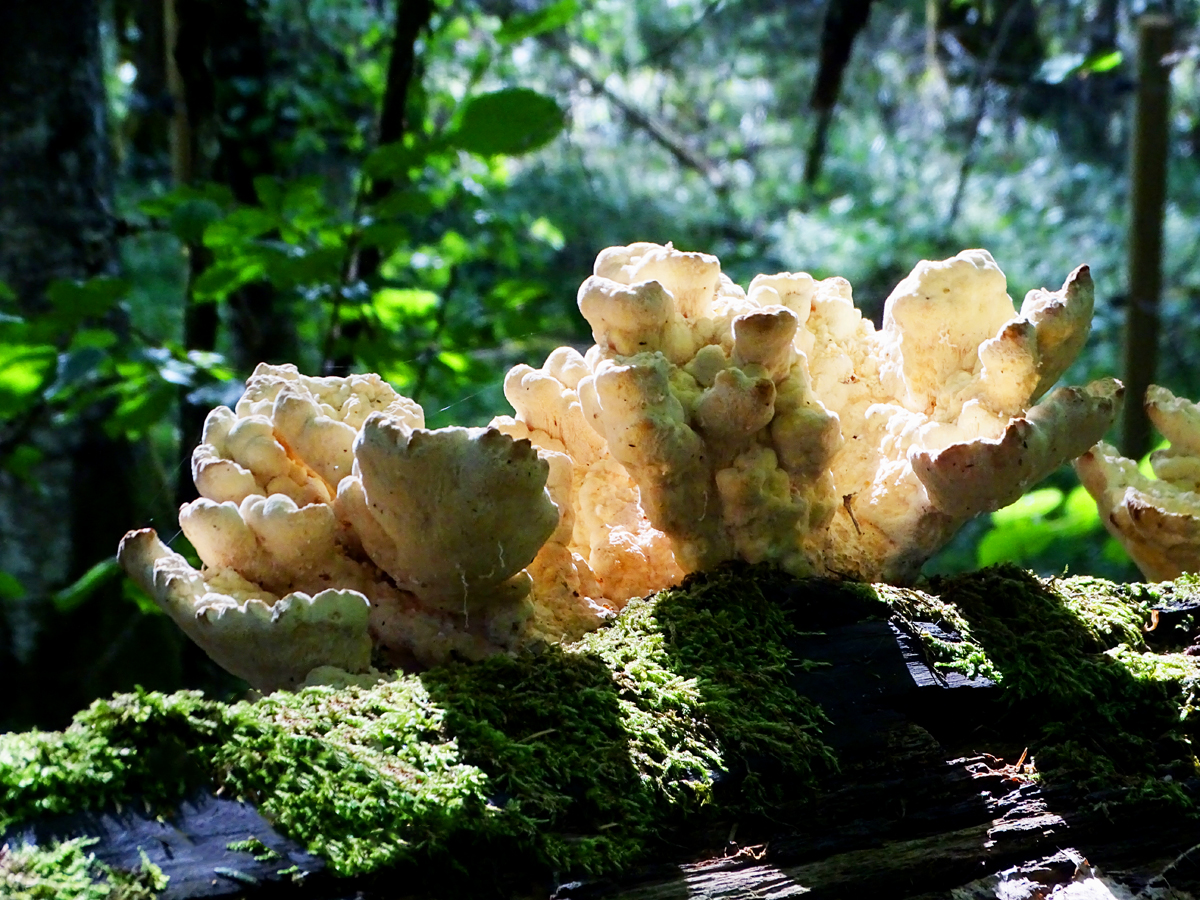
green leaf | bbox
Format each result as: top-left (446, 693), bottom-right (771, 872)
top-left (0, 570), bottom-right (25, 601)
top-left (977, 522), bottom-right (1055, 569)
top-left (449, 88), bottom-right (564, 156)
top-left (106, 381), bottom-right (175, 439)
top-left (169, 198), bottom-right (224, 244)
top-left (437, 350), bottom-right (470, 373)
top-left (204, 207), bottom-right (277, 248)
top-left (52, 558), bottom-right (121, 613)
top-left (46, 277), bottom-right (129, 326)
top-left (372, 189), bottom-right (435, 219)
top-left (192, 259), bottom-right (267, 302)
top-left (71, 328), bottom-right (119, 351)
top-left (496, 0), bottom-right (578, 44)
top-left (360, 223), bottom-right (410, 254)
top-left (0, 343), bottom-right (56, 416)
top-left (0, 281), bottom-right (15, 302)
top-left (123, 577), bottom-right (164, 616)
top-left (363, 141), bottom-right (431, 180)
top-left (1080, 49), bottom-right (1123, 74)
top-left (4, 444), bottom-right (43, 484)
top-left (374, 288), bottom-right (440, 329)
top-left (990, 487), bottom-right (1063, 526)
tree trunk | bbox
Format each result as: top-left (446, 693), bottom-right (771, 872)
top-left (0, 1), bottom-right (189, 730)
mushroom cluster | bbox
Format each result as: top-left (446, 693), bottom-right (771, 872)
top-left (501, 243), bottom-right (1120, 586)
top-left (1076, 386), bottom-right (1200, 582)
top-left (120, 364), bottom-right (607, 691)
top-left (120, 243), bottom-right (1121, 690)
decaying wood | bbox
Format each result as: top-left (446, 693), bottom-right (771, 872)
top-left (9, 580), bottom-right (1200, 899)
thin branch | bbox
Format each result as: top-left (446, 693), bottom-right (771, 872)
top-left (944, 2), bottom-right (1024, 230)
top-left (637, 0), bottom-right (726, 68)
top-left (546, 37), bottom-right (724, 187)
top-left (323, 0), bottom-right (434, 376)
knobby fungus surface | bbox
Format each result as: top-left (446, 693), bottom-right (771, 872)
top-left (120, 243), bottom-right (1119, 690)
top-left (502, 242), bottom-right (1120, 590)
top-left (1077, 385), bottom-right (1200, 581)
top-left (119, 365), bottom-right (604, 692)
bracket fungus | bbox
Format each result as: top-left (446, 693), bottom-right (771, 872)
top-left (1076, 385), bottom-right (1200, 582)
top-left (119, 364), bottom-right (596, 691)
top-left (502, 243), bottom-right (1120, 588)
top-left (120, 243), bottom-right (1120, 689)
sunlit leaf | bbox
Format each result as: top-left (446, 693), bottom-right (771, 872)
top-left (990, 487), bottom-right (1063, 526)
top-left (449, 88), bottom-right (564, 156)
top-left (1081, 49), bottom-right (1123, 74)
top-left (529, 216), bottom-right (565, 250)
top-left (437, 350), bottom-right (470, 373)
top-left (496, 0), bottom-right (578, 44)
top-left (191, 259), bottom-right (266, 302)
top-left (204, 207), bottom-right (277, 248)
top-left (374, 288), bottom-right (440, 330)
top-left (106, 381), bottom-right (175, 439)
top-left (0, 343), bottom-right (56, 416)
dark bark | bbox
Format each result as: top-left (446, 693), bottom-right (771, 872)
top-left (0, 2), bottom-right (115, 304)
top-left (0, 1), bottom-right (187, 730)
top-left (126, 0), bottom-right (173, 173)
top-left (804, 0), bottom-right (875, 185)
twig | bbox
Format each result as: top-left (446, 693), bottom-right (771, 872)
top-left (545, 36), bottom-right (724, 187)
top-left (944, 2), bottom-right (1024, 229)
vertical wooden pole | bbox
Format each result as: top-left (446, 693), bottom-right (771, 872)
top-left (1121, 15), bottom-right (1173, 459)
top-left (164, 0), bottom-right (191, 185)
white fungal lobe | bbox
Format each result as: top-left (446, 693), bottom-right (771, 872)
top-left (121, 243), bottom-right (1119, 690)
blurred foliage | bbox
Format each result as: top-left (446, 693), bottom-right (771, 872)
top-left (4, 0), bottom-right (1200, 726)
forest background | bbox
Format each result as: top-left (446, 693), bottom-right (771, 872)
top-left (0, 0), bottom-right (1196, 731)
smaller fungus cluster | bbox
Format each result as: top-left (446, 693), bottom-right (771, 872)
top-left (120, 242), bottom-right (1122, 690)
top-left (120, 364), bottom-right (608, 692)
top-left (1077, 386), bottom-right (1200, 582)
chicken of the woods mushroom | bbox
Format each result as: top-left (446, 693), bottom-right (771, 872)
top-left (499, 242), bottom-right (1119, 591)
top-left (1076, 385), bottom-right (1200, 582)
top-left (119, 364), bottom-right (607, 692)
top-left (120, 243), bottom-right (1120, 691)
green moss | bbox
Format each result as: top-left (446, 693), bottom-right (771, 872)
top-left (8, 563), bottom-right (1195, 887)
top-left (0, 838), bottom-right (168, 900)
top-left (225, 836), bottom-right (280, 861)
top-left (0, 565), bottom-right (835, 884)
top-left (0, 689), bottom-right (227, 834)
top-left (925, 565), bottom-right (1198, 794)
top-left (875, 583), bottom-right (1001, 683)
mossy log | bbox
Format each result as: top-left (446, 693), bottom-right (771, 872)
top-left (5, 564), bottom-right (1200, 899)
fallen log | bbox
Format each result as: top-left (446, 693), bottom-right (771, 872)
top-left (4, 564), bottom-right (1200, 899)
